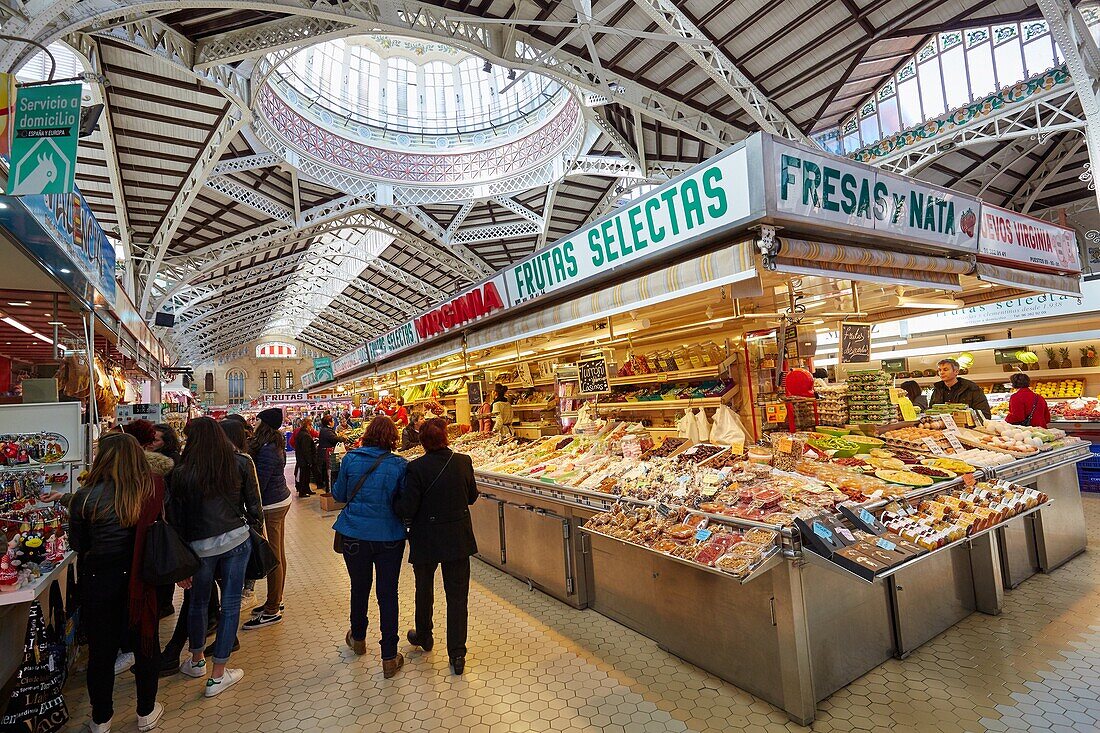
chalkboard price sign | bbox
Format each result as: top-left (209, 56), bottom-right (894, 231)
top-left (467, 380), bottom-right (484, 407)
top-left (578, 355), bottom-right (611, 394)
top-left (840, 322), bottom-right (871, 363)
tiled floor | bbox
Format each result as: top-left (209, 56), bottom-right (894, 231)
top-left (62, 484), bottom-right (1100, 732)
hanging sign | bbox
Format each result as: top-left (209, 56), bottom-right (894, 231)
top-left (515, 362), bottom-right (534, 387)
top-left (768, 138), bottom-right (979, 253)
top-left (577, 354), bottom-right (611, 394)
top-left (505, 145), bottom-right (753, 306)
top-left (368, 321), bottom-right (419, 362)
top-left (333, 345), bottom-right (370, 376)
top-left (312, 357), bottom-right (334, 382)
top-left (414, 276), bottom-right (508, 339)
top-left (16, 191), bottom-right (117, 301)
top-left (8, 83), bottom-right (81, 195)
top-left (300, 370), bottom-right (318, 389)
top-left (840, 322), bottom-right (871, 363)
top-left (882, 357), bottom-right (908, 375)
top-left (467, 380), bottom-right (484, 407)
top-left (978, 204), bottom-right (1080, 274)
top-left (0, 73), bottom-right (14, 158)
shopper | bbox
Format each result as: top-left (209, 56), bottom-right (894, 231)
top-left (401, 412), bottom-right (422, 451)
top-left (396, 418), bottom-right (479, 675)
top-left (1007, 373), bottom-right (1051, 428)
top-left (899, 380), bottom-right (929, 411)
top-left (168, 417), bottom-right (262, 697)
top-left (491, 383), bottom-right (514, 437)
top-left (292, 417), bottom-right (319, 497)
top-left (151, 423), bottom-right (181, 464)
top-left (69, 433), bottom-right (166, 732)
top-left (243, 408), bottom-right (291, 630)
top-left (317, 415), bottom-right (343, 492)
top-left (332, 416), bottom-right (408, 677)
top-left (929, 358), bottom-right (991, 417)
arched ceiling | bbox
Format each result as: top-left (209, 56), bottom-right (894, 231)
top-left (0, 0), bottom-right (1093, 366)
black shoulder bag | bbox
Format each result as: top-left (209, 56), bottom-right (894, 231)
top-left (1022, 395), bottom-right (1041, 426)
top-left (214, 467), bottom-right (278, 581)
top-left (142, 502), bottom-right (200, 585)
top-left (332, 453), bottom-right (387, 553)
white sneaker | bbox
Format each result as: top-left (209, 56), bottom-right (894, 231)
top-left (87, 719), bottom-right (112, 732)
top-left (113, 652), bottom-right (134, 675)
top-left (137, 703), bottom-right (164, 732)
top-left (203, 668), bottom-right (244, 697)
top-left (179, 658), bottom-right (207, 678)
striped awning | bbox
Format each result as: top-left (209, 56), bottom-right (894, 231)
top-left (975, 261), bottom-right (1082, 298)
top-left (770, 238), bottom-right (970, 290)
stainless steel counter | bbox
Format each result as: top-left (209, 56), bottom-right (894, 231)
top-left (469, 443), bottom-right (1090, 724)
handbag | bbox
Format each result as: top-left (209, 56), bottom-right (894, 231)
top-left (142, 506), bottom-right (200, 585)
top-left (213, 468), bottom-right (278, 581)
top-left (332, 453), bottom-right (387, 553)
top-left (0, 601), bottom-right (69, 733)
top-left (400, 451), bottom-right (453, 529)
top-left (1022, 395), bottom-right (1040, 427)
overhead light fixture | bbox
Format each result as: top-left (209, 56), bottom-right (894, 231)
top-left (46, 321), bottom-right (63, 326)
top-left (0, 202), bottom-right (7, 210)
top-left (2, 316), bottom-right (33, 334)
top-left (6, 301), bottom-right (30, 307)
top-left (31, 332), bottom-right (54, 344)
top-left (506, 69), bottom-right (516, 81)
top-left (887, 294), bottom-right (965, 310)
top-left (482, 60), bottom-right (492, 73)
top-left (59, 268), bottom-right (70, 274)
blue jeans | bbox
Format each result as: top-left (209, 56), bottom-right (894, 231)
top-left (189, 539), bottom-right (251, 664)
top-left (342, 538), bottom-right (404, 659)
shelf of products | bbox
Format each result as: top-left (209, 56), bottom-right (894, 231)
top-left (908, 366), bottom-right (1100, 386)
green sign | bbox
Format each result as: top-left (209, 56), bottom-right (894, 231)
top-left (312, 357), bottom-right (334, 382)
top-left (368, 321), bottom-right (419, 362)
top-left (8, 84), bottom-right (81, 195)
top-left (505, 146), bottom-right (752, 306)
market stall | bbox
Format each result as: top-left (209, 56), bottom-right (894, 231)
top-left (312, 132), bottom-right (1088, 724)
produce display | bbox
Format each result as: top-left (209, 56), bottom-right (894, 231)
top-left (882, 427), bottom-right (952, 453)
top-left (952, 427), bottom-right (1039, 456)
top-left (601, 379), bottom-right (734, 403)
top-left (1032, 380), bottom-right (1084, 399)
top-left (845, 370), bottom-right (893, 423)
top-left (1051, 397), bottom-right (1100, 422)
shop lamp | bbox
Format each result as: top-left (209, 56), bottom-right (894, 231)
top-left (886, 295), bottom-right (965, 309)
top-left (2, 316), bottom-right (33, 334)
top-left (31, 332), bottom-right (54, 344)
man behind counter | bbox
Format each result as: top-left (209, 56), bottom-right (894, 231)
top-left (929, 358), bottom-right (991, 417)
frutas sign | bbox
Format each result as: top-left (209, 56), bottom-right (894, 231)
top-left (978, 204), bottom-right (1080, 274)
top-left (769, 138), bottom-right (979, 253)
top-left (414, 277), bottom-right (507, 339)
top-left (505, 146), bottom-right (752, 306)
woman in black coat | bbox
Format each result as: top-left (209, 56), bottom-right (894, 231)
top-left (292, 417), bottom-right (319, 497)
top-left (394, 418), bottom-right (478, 675)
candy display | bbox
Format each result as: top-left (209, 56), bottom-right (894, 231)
top-left (583, 503), bottom-right (779, 578)
top-left (0, 471), bottom-right (68, 592)
top-left (881, 427), bottom-right (952, 453)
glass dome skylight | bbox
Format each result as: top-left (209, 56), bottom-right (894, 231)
top-left (269, 35), bottom-right (570, 151)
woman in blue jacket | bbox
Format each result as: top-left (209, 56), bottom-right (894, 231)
top-left (332, 416), bottom-right (408, 677)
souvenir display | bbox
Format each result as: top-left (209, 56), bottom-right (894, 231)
top-left (0, 476), bottom-right (68, 592)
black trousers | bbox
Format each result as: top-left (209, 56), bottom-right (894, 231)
top-left (341, 539), bottom-right (404, 659)
top-left (164, 582), bottom-right (220, 653)
top-left (80, 562), bottom-right (159, 724)
top-left (413, 558), bottom-right (471, 658)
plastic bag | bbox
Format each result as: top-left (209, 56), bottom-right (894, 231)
top-left (710, 404), bottom-right (747, 454)
top-left (692, 408), bottom-right (712, 442)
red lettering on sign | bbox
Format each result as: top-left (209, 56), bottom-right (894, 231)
top-left (413, 283), bottom-right (507, 339)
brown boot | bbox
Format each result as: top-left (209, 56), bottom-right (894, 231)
top-left (382, 653), bottom-right (404, 679)
top-left (345, 630), bottom-right (366, 656)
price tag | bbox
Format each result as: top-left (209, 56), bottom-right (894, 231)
top-left (701, 485), bottom-right (719, 497)
top-left (812, 521), bottom-right (834, 541)
top-left (922, 437), bottom-right (947, 456)
top-left (859, 508), bottom-right (877, 526)
top-left (765, 402), bottom-right (788, 423)
top-left (837, 527), bottom-right (855, 542)
top-left (876, 537), bottom-right (897, 551)
top-left (695, 528), bottom-right (712, 542)
top-left (962, 473), bottom-right (976, 489)
top-left (940, 414), bottom-right (958, 431)
top-left (945, 431), bottom-right (965, 452)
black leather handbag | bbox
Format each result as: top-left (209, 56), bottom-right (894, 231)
top-left (142, 510), bottom-right (200, 585)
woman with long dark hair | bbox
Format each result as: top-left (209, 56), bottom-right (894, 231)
top-left (396, 418), bottom-right (479, 675)
top-left (70, 432), bottom-right (165, 731)
top-left (168, 417), bottom-right (262, 697)
top-left (332, 416), bottom-right (408, 677)
top-left (243, 408), bottom-right (291, 630)
top-left (292, 417), bottom-right (319, 497)
top-left (150, 423), bottom-right (181, 464)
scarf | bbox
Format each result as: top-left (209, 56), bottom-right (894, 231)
top-left (127, 474), bottom-right (165, 656)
